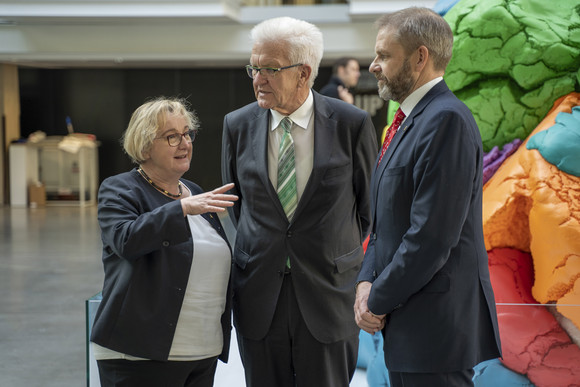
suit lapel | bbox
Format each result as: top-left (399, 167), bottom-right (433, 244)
top-left (375, 119), bottom-right (410, 173)
top-left (372, 81), bottom-right (450, 210)
top-left (371, 124), bottom-right (406, 213)
top-left (249, 107), bottom-right (290, 221)
top-left (371, 112), bottom-right (413, 205)
top-left (248, 93), bottom-right (338, 223)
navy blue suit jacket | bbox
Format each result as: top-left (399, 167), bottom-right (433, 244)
top-left (358, 81), bottom-right (501, 372)
top-left (91, 169), bottom-right (232, 362)
top-left (222, 91), bottom-right (377, 343)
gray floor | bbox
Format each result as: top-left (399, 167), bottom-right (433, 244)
top-left (0, 205), bottom-right (367, 387)
top-left (0, 206), bottom-right (103, 386)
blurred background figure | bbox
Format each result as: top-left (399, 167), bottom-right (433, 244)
top-left (319, 56), bottom-right (361, 104)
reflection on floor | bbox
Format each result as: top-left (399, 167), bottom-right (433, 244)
top-left (0, 206), bottom-right (367, 387)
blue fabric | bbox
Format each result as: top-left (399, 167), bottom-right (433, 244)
top-left (356, 330), bottom-right (376, 369)
top-left (358, 332), bottom-right (536, 387)
top-left (366, 335), bottom-right (389, 387)
top-left (433, 0), bottom-right (461, 15)
top-left (357, 331), bottom-right (390, 386)
top-left (473, 359), bottom-right (535, 386)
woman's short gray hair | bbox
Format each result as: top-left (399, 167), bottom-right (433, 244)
top-left (122, 97), bottom-right (199, 164)
top-left (250, 17), bottom-right (324, 88)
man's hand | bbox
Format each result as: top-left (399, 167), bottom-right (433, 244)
top-left (354, 281), bottom-right (386, 334)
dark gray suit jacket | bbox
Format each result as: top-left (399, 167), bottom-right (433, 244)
top-left (358, 80), bottom-right (501, 372)
top-left (222, 91), bottom-right (377, 343)
top-left (90, 169), bottom-right (232, 362)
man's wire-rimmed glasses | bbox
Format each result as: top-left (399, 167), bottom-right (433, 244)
top-left (155, 129), bottom-right (197, 147)
top-left (245, 64), bottom-right (303, 79)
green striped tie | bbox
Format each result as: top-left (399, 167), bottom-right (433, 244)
top-left (277, 117), bottom-right (298, 221)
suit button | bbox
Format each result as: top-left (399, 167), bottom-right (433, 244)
top-left (287, 231), bottom-right (292, 238)
top-left (162, 241), bottom-right (170, 247)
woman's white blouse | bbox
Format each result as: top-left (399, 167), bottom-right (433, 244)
top-left (93, 214), bottom-right (231, 361)
top-left (169, 214), bottom-right (231, 360)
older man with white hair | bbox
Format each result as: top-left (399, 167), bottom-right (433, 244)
top-left (222, 16), bottom-right (377, 387)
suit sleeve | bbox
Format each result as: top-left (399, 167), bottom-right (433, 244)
top-left (358, 234), bottom-right (376, 283)
top-left (353, 113), bottom-right (378, 238)
top-left (221, 114), bottom-right (241, 228)
top-left (367, 109), bottom-right (479, 315)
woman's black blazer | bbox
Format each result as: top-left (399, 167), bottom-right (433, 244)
top-left (90, 168), bottom-right (232, 362)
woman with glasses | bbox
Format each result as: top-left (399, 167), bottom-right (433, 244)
top-left (90, 97), bottom-right (238, 387)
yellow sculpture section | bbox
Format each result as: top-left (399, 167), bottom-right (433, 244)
top-left (483, 92), bottom-right (580, 328)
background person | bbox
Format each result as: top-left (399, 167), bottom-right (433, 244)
top-left (319, 56), bottom-right (361, 104)
top-left (355, 8), bottom-right (501, 387)
top-left (221, 17), bottom-right (377, 387)
top-left (90, 97), bottom-right (238, 387)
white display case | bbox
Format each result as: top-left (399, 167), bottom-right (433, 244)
top-left (37, 136), bottom-right (99, 206)
top-left (9, 142), bottom-right (40, 207)
top-left (9, 135), bottom-right (99, 207)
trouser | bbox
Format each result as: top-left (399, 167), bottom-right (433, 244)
top-left (388, 368), bottom-right (475, 387)
top-left (97, 356), bottom-right (218, 387)
top-left (237, 273), bottom-right (359, 387)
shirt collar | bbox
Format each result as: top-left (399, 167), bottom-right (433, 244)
top-left (270, 90), bottom-right (314, 131)
top-left (399, 76), bottom-right (443, 117)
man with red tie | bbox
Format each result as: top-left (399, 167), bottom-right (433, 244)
top-left (354, 8), bottom-right (502, 387)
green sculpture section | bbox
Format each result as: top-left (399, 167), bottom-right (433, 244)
top-left (444, 0), bottom-right (580, 151)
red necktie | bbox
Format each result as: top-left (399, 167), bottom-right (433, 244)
top-left (377, 108), bottom-right (405, 165)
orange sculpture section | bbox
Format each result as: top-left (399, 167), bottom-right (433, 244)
top-left (483, 92), bottom-right (580, 328)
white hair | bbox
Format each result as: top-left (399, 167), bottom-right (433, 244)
top-left (250, 17), bottom-right (324, 87)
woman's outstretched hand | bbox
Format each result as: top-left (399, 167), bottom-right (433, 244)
top-left (181, 182), bottom-right (238, 216)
